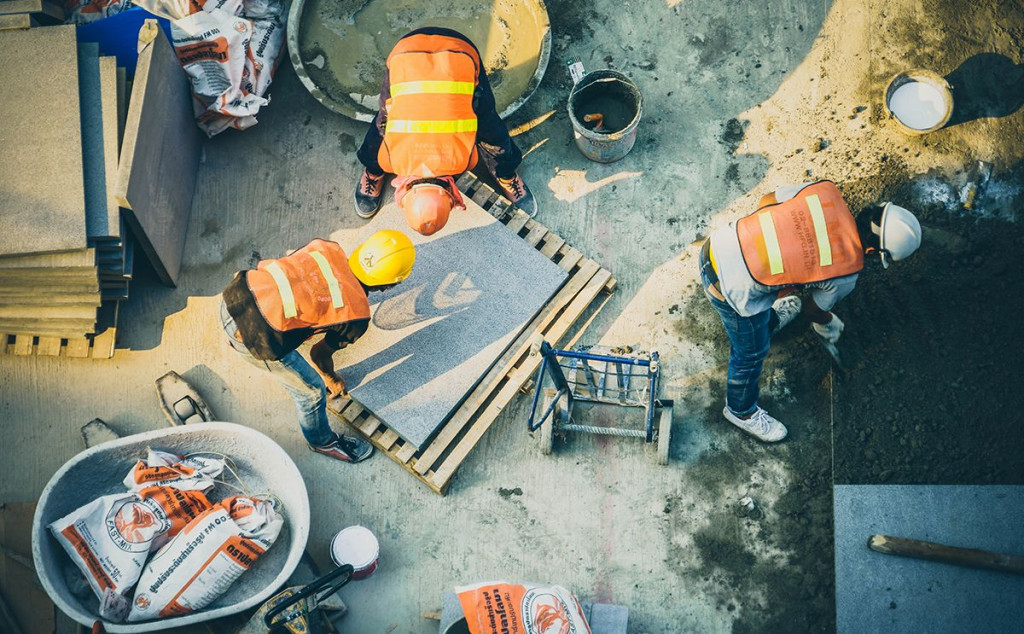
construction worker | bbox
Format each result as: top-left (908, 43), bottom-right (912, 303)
top-left (353, 26), bottom-right (537, 234)
top-left (699, 181), bottom-right (922, 442)
top-left (219, 231), bottom-right (416, 462)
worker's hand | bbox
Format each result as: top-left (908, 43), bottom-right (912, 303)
top-left (323, 374), bottom-right (348, 399)
top-left (812, 313), bottom-right (844, 344)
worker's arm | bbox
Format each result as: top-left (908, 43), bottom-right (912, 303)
top-left (309, 338), bottom-right (347, 398)
top-left (355, 69), bottom-right (393, 175)
top-left (472, 69), bottom-right (523, 179)
top-left (804, 274), bottom-right (857, 342)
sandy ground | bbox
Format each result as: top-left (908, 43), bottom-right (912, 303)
top-left (2, 0), bottom-right (1023, 632)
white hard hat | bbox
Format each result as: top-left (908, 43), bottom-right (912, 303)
top-left (876, 203), bottom-right (922, 268)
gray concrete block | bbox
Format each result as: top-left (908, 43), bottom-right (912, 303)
top-left (334, 199), bottom-right (567, 450)
top-left (114, 27), bottom-right (204, 286)
top-left (99, 56), bottom-right (121, 239)
top-left (78, 42), bottom-right (113, 239)
top-left (0, 25), bottom-right (86, 256)
top-left (835, 485), bottom-right (1024, 634)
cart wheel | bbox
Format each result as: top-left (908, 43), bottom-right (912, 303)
top-left (656, 405), bottom-right (673, 465)
top-left (539, 391), bottom-right (557, 455)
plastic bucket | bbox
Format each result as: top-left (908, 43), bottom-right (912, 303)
top-left (330, 526), bottom-right (379, 580)
top-left (568, 69), bottom-right (643, 163)
top-left (884, 69), bottom-right (954, 135)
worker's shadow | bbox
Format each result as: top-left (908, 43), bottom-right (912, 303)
top-left (945, 53), bottom-right (1024, 127)
top-left (336, 226), bottom-right (564, 414)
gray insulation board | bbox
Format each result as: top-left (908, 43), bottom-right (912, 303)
top-left (78, 42), bottom-right (112, 239)
top-left (0, 25), bottom-right (86, 256)
top-left (114, 27), bottom-right (203, 286)
top-left (99, 56), bottom-right (120, 239)
top-left (334, 199), bottom-right (567, 450)
top-left (835, 485), bottom-right (1024, 634)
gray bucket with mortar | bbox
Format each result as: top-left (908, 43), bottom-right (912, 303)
top-left (568, 70), bottom-right (643, 163)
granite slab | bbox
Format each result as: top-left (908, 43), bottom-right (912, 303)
top-left (114, 26), bottom-right (203, 286)
top-left (835, 485), bottom-right (1024, 634)
top-left (332, 199), bottom-right (567, 450)
top-left (0, 25), bottom-right (86, 256)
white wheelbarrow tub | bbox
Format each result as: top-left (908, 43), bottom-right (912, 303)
top-left (31, 422), bottom-right (311, 632)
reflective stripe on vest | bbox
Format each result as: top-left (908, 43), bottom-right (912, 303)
top-left (385, 118), bottom-right (479, 134)
top-left (247, 239), bottom-right (371, 332)
top-left (264, 262), bottom-right (297, 319)
top-left (735, 181), bottom-right (863, 286)
top-left (308, 250), bottom-right (344, 309)
top-left (390, 80), bottom-right (475, 96)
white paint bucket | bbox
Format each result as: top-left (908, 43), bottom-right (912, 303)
top-left (329, 526), bottom-right (379, 580)
top-left (884, 70), bottom-right (953, 135)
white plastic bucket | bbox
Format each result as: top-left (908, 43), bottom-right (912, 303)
top-left (330, 525), bottom-right (379, 580)
top-left (884, 69), bottom-right (954, 135)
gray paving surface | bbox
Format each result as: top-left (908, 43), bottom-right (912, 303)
top-left (334, 200), bottom-right (567, 449)
top-left (835, 485), bottom-right (1024, 634)
top-left (114, 28), bottom-right (203, 286)
top-left (0, 25), bottom-right (86, 256)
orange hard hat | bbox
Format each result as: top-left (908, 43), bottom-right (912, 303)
top-left (401, 183), bottom-right (453, 236)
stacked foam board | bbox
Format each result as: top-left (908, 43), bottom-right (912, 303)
top-left (0, 25), bottom-right (129, 353)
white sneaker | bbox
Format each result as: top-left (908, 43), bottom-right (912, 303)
top-left (723, 406), bottom-right (788, 442)
top-left (771, 295), bottom-right (802, 335)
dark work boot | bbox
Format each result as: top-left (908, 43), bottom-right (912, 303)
top-left (496, 172), bottom-right (538, 218)
top-left (309, 432), bottom-right (374, 463)
top-left (354, 169), bottom-right (385, 219)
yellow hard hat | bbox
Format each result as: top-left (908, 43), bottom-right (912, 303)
top-left (348, 230), bottom-right (415, 287)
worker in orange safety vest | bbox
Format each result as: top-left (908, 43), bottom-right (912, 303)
top-left (354, 27), bottom-right (537, 234)
top-left (699, 181), bottom-right (922, 442)
top-left (220, 230), bottom-right (415, 462)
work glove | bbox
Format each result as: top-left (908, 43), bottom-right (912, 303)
top-left (812, 314), bottom-right (844, 344)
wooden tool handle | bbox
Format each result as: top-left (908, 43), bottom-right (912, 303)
top-left (868, 534), bottom-right (1024, 575)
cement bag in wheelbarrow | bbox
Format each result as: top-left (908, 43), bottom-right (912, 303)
top-left (32, 422), bottom-right (310, 633)
top-left (127, 495), bottom-right (283, 621)
top-left (48, 485), bottom-right (213, 621)
top-left (456, 581), bottom-right (592, 634)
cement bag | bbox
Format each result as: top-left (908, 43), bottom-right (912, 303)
top-left (48, 486), bottom-right (213, 621)
top-left (124, 450), bottom-right (225, 491)
top-left (131, 0), bottom-right (241, 21)
top-left (127, 495), bottom-right (284, 622)
top-left (456, 582), bottom-right (592, 634)
top-left (64, 0), bottom-right (133, 25)
top-left (243, 16), bottom-right (285, 103)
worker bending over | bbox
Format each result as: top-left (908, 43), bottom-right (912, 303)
top-left (354, 27), bottom-right (537, 234)
top-left (220, 231), bottom-right (415, 462)
top-left (700, 180), bottom-right (922, 441)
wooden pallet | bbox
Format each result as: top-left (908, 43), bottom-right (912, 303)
top-left (0, 302), bottom-right (118, 359)
top-left (329, 172), bottom-right (616, 495)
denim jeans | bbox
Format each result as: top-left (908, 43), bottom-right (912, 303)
top-left (700, 261), bottom-right (772, 417)
top-left (220, 301), bottom-right (334, 447)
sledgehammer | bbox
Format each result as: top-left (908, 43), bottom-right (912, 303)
top-left (868, 534), bottom-right (1024, 575)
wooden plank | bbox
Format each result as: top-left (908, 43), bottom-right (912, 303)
top-left (36, 337), bottom-right (61, 356)
top-left (378, 429), bottom-right (400, 450)
top-left (64, 336), bottom-right (91, 358)
top-left (557, 247), bottom-right (585, 272)
top-left (539, 234), bottom-right (566, 258)
top-left (11, 335), bottom-right (33, 355)
top-left (0, 334), bottom-right (8, 355)
top-left (430, 268), bottom-right (615, 491)
top-left (524, 224), bottom-right (548, 247)
top-left (505, 211), bottom-right (530, 234)
top-left (413, 260), bottom-right (602, 474)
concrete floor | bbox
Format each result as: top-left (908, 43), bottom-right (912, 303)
top-left (3, 0), bottom-right (1023, 632)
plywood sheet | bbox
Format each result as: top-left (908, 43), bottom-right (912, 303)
top-left (114, 26), bottom-right (203, 286)
top-left (835, 485), bottom-right (1024, 634)
top-left (0, 25), bottom-right (86, 256)
top-left (332, 199), bottom-right (567, 450)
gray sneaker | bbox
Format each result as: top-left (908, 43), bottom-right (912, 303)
top-left (771, 295), bottom-right (802, 335)
top-left (723, 406), bottom-right (788, 442)
top-left (309, 432), bottom-right (374, 463)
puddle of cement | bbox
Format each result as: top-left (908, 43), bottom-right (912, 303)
top-left (297, 0), bottom-right (547, 119)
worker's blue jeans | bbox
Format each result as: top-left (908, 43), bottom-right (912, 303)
top-left (700, 263), bottom-right (772, 417)
top-left (220, 304), bottom-right (334, 447)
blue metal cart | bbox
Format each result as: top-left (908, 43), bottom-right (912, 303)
top-left (527, 341), bottom-right (673, 464)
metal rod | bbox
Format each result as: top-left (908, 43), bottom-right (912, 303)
top-left (560, 424), bottom-right (648, 438)
top-left (551, 348), bottom-right (652, 366)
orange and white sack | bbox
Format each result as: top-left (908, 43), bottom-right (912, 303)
top-left (456, 582), bottom-right (592, 634)
top-left (127, 495), bottom-right (284, 622)
top-left (130, 0), bottom-right (242, 21)
top-left (48, 486), bottom-right (213, 621)
top-left (123, 450), bottom-right (225, 491)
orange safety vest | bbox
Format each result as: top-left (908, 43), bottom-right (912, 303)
top-left (377, 33), bottom-right (481, 177)
top-left (246, 239), bottom-right (371, 332)
top-left (736, 181), bottom-right (864, 286)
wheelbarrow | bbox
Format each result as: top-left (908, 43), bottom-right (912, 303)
top-left (31, 422), bottom-right (311, 632)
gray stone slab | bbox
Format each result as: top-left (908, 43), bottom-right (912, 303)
top-left (0, 25), bottom-right (86, 256)
top-left (333, 199), bottom-right (567, 450)
top-left (0, 304), bottom-right (98, 321)
top-left (0, 248), bottom-right (95, 269)
top-left (114, 26), bottom-right (203, 286)
top-left (99, 56), bottom-right (121, 239)
top-left (0, 292), bottom-right (100, 307)
top-left (78, 42), bottom-right (112, 239)
top-left (0, 317), bottom-right (96, 336)
top-left (835, 485), bottom-right (1024, 634)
